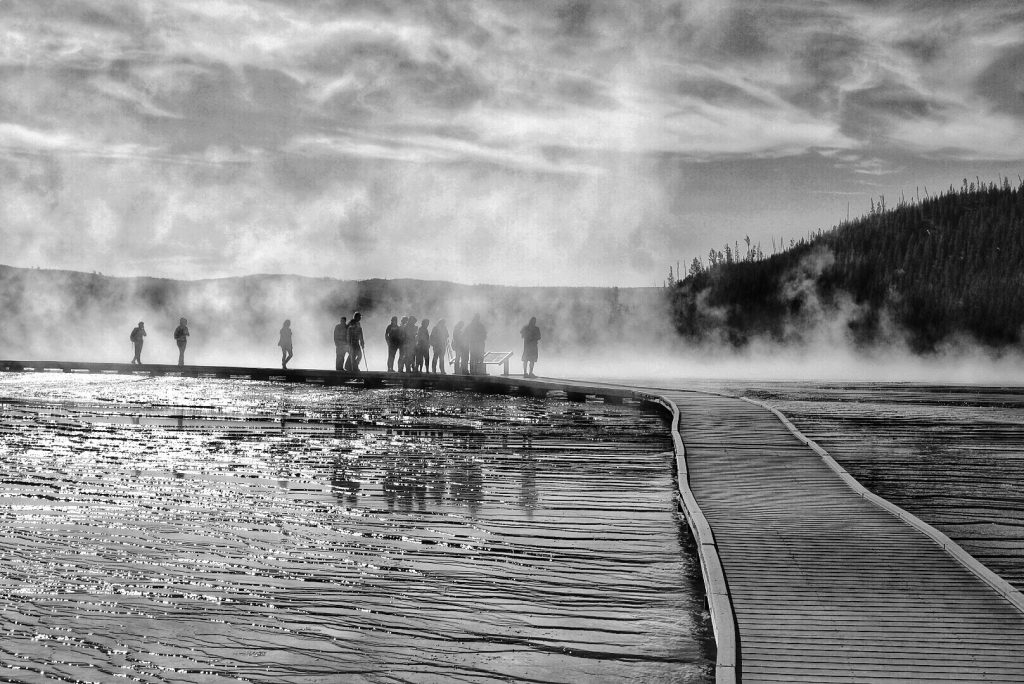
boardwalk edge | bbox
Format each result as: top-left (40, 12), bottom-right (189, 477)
top-left (743, 396), bottom-right (1024, 617)
top-left (646, 393), bottom-right (739, 684)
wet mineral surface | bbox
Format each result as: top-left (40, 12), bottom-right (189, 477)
top-left (0, 374), bottom-right (714, 683)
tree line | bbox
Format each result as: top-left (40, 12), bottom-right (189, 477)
top-left (665, 177), bottom-right (1024, 352)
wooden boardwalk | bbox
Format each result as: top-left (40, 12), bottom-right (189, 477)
top-left (5, 362), bottom-right (1024, 682)
top-left (660, 388), bottom-right (1024, 683)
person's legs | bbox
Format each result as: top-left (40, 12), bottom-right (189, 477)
top-left (177, 340), bottom-right (186, 366)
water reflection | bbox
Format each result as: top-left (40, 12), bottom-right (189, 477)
top-left (0, 374), bottom-right (714, 683)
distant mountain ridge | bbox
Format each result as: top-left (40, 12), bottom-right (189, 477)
top-left (667, 178), bottom-right (1024, 353)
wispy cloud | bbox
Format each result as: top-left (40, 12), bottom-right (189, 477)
top-left (0, 0), bottom-right (1022, 285)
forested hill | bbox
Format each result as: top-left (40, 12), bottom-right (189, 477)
top-left (667, 179), bottom-right (1024, 352)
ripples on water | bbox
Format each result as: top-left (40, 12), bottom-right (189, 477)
top-left (0, 374), bottom-right (714, 683)
top-left (697, 381), bottom-right (1024, 592)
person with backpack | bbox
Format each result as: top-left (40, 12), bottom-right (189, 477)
top-left (129, 321), bottom-right (146, 365)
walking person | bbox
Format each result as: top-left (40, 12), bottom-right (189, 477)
top-left (430, 319), bottom-right (449, 374)
top-left (452, 321), bottom-right (467, 374)
top-left (416, 319), bottom-right (431, 373)
top-left (385, 316), bottom-right (401, 372)
top-left (466, 314), bottom-right (486, 375)
top-left (129, 321), bottom-right (146, 365)
top-left (334, 316), bottom-right (349, 371)
top-left (279, 320), bottom-right (294, 369)
top-left (173, 317), bottom-right (189, 366)
top-left (520, 316), bottom-right (541, 378)
top-left (346, 312), bottom-right (364, 371)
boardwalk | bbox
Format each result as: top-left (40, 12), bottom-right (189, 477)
top-left (4, 361), bottom-right (1024, 682)
top-left (662, 388), bottom-right (1024, 683)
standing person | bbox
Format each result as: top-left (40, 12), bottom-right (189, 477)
top-left (278, 320), bottom-right (294, 369)
top-left (430, 319), bottom-right (449, 374)
top-left (334, 316), bottom-right (349, 371)
top-left (346, 312), bottom-right (364, 371)
top-left (401, 316), bottom-right (417, 373)
top-left (395, 317), bottom-right (409, 372)
top-left (466, 314), bottom-right (486, 375)
top-left (452, 321), bottom-right (467, 374)
top-left (385, 316), bottom-right (401, 372)
top-left (173, 317), bottom-right (190, 366)
top-left (129, 321), bottom-right (146, 365)
top-left (520, 316), bottom-right (541, 378)
top-left (416, 319), bottom-right (431, 373)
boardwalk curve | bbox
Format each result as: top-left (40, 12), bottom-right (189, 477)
top-left (659, 387), bottom-right (1024, 683)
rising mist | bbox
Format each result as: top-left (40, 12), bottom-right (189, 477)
top-left (4, 263), bottom-right (1024, 385)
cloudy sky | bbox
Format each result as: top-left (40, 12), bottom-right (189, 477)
top-left (1, 0), bottom-right (1022, 286)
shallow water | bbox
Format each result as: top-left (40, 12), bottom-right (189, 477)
top-left (0, 374), bottom-right (714, 683)
top-left (690, 380), bottom-right (1024, 592)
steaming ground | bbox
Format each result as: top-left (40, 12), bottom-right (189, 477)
top-left (4, 265), bottom-right (1024, 385)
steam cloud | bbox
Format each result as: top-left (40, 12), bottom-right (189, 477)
top-left (4, 264), bottom-right (1024, 386)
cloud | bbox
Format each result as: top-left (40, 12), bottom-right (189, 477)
top-left (0, 0), bottom-right (1022, 286)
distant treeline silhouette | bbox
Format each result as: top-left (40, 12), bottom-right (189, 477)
top-left (666, 177), bottom-right (1024, 352)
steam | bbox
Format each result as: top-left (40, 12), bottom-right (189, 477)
top-left (3, 264), bottom-right (1024, 386)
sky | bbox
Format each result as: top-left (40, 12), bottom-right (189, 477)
top-left (1, 0), bottom-right (1023, 287)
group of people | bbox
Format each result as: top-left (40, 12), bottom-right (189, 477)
top-left (377, 313), bottom-right (519, 375)
top-left (127, 313), bottom-right (541, 376)
top-left (129, 318), bottom-right (190, 366)
top-left (330, 312), bottom-right (365, 372)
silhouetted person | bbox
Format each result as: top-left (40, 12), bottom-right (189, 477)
top-left (173, 318), bottom-right (189, 366)
top-left (395, 316), bottom-right (409, 372)
top-left (466, 314), bottom-right (486, 374)
top-left (416, 319), bottom-right (431, 373)
top-left (385, 316), bottom-right (400, 372)
top-left (430, 319), bottom-right (449, 374)
top-left (129, 321), bottom-right (146, 364)
top-left (279, 319), bottom-right (294, 369)
top-left (452, 321), bottom-right (467, 374)
top-left (401, 316), bottom-right (417, 373)
top-left (346, 312), bottom-right (364, 371)
top-left (520, 316), bottom-right (541, 377)
top-left (334, 316), bottom-right (349, 371)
